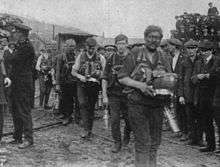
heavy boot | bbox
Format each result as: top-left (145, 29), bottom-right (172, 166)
top-left (135, 151), bottom-right (150, 167)
top-left (149, 149), bottom-right (157, 167)
top-left (39, 93), bottom-right (44, 107)
top-left (122, 129), bottom-right (130, 147)
top-left (44, 93), bottom-right (52, 110)
top-left (111, 142), bottom-right (121, 153)
top-left (81, 130), bottom-right (92, 140)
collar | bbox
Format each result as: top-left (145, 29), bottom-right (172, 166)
top-left (205, 54), bottom-right (213, 64)
top-left (173, 50), bottom-right (180, 59)
top-left (8, 48), bottom-right (13, 54)
top-left (86, 51), bottom-right (95, 59)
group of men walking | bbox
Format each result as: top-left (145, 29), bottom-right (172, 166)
top-left (0, 19), bottom-right (219, 167)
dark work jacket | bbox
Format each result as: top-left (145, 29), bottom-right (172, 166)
top-left (118, 46), bottom-right (172, 107)
top-left (102, 53), bottom-right (125, 97)
top-left (3, 49), bottom-right (13, 78)
top-left (169, 52), bottom-right (185, 98)
top-left (56, 52), bottom-right (76, 85)
top-left (179, 56), bottom-right (197, 103)
top-left (4, 39), bottom-right (35, 100)
top-left (191, 56), bottom-right (218, 106)
top-left (211, 57), bottom-right (220, 108)
top-left (5, 40), bottom-right (35, 78)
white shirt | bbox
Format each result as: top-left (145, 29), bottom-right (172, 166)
top-left (172, 52), bottom-right (180, 70)
top-left (205, 54), bottom-right (213, 64)
top-left (35, 54), bottom-right (49, 71)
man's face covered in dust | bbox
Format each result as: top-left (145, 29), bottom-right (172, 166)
top-left (144, 31), bottom-right (162, 51)
top-left (66, 44), bottom-right (76, 54)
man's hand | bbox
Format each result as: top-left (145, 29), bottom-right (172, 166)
top-left (103, 95), bottom-right (109, 107)
top-left (204, 73), bottom-right (210, 79)
top-left (4, 77), bottom-right (11, 87)
top-left (79, 76), bottom-right (86, 83)
top-left (179, 96), bottom-right (185, 105)
top-left (55, 84), bottom-right (60, 92)
top-left (197, 74), bottom-right (206, 80)
top-left (138, 83), bottom-right (155, 97)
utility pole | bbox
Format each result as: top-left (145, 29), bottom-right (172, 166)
top-left (52, 25), bottom-right (55, 40)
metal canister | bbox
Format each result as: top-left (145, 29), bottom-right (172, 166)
top-left (163, 103), bottom-right (180, 133)
top-left (98, 91), bottom-right (103, 108)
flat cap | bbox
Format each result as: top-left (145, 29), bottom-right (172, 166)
top-left (13, 22), bottom-right (32, 32)
top-left (160, 39), bottom-right (168, 46)
top-left (104, 45), bottom-right (117, 51)
top-left (85, 37), bottom-right (97, 47)
top-left (115, 34), bottom-right (128, 44)
top-left (144, 25), bottom-right (163, 38)
top-left (167, 38), bottom-right (183, 47)
top-left (184, 39), bottom-right (199, 48)
top-left (199, 40), bottom-right (214, 50)
top-left (65, 39), bottom-right (76, 46)
top-left (97, 45), bottom-right (105, 51)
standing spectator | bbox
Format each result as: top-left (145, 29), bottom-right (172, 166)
top-left (212, 57), bottom-right (220, 153)
top-left (0, 39), bottom-right (11, 143)
top-left (5, 23), bottom-right (35, 149)
top-left (3, 42), bottom-right (15, 112)
top-left (191, 41), bottom-right (218, 152)
top-left (167, 38), bottom-right (187, 141)
top-left (180, 40), bottom-right (203, 146)
top-left (208, 2), bottom-right (219, 16)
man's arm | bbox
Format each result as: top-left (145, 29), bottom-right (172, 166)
top-left (35, 55), bottom-right (42, 71)
top-left (55, 54), bottom-right (62, 86)
top-left (118, 51), bottom-right (155, 96)
top-left (71, 53), bottom-right (86, 82)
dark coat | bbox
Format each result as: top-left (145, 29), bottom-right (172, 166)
top-left (5, 39), bottom-right (35, 102)
top-left (168, 52), bottom-right (185, 97)
top-left (211, 58), bottom-right (220, 108)
top-left (56, 52), bottom-right (76, 86)
top-left (191, 56), bottom-right (218, 106)
top-left (179, 56), bottom-right (197, 103)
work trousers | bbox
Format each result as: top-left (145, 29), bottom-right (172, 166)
top-left (214, 106), bottom-right (220, 146)
top-left (77, 82), bottom-right (99, 132)
top-left (128, 103), bottom-right (163, 167)
top-left (109, 95), bottom-right (131, 143)
top-left (175, 100), bottom-right (188, 134)
top-left (11, 75), bottom-right (33, 143)
top-left (60, 82), bottom-right (79, 119)
top-left (198, 95), bottom-right (215, 149)
top-left (185, 103), bottom-right (202, 142)
top-left (39, 74), bottom-right (52, 107)
top-left (0, 105), bottom-right (3, 141)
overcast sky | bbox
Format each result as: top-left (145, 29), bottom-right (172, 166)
top-left (0, 0), bottom-right (220, 38)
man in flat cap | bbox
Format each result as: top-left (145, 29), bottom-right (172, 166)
top-left (191, 40), bottom-right (218, 152)
top-left (160, 39), bottom-right (172, 59)
top-left (102, 34), bottom-right (131, 153)
top-left (72, 37), bottom-right (106, 139)
top-left (118, 25), bottom-right (172, 167)
top-left (167, 38), bottom-right (188, 140)
top-left (56, 39), bottom-right (79, 125)
top-left (104, 45), bottom-right (117, 60)
top-left (5, 23), bottom-right (35, 149)
top-left (179, 39), bottom-right (203, 146)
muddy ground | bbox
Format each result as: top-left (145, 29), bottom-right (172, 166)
top-left (0, 83), bottom-right (219, 167)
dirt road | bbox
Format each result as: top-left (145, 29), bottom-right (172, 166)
top-left (0, 117), bottom-right (219, 167)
